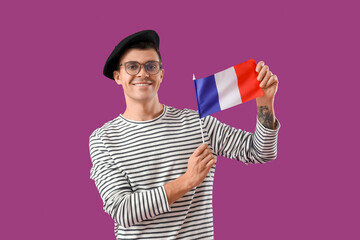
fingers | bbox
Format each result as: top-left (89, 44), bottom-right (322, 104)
top-left (200, 149), bottom-right (216, 170)
top-left (264, 75), bottom-right (278, 88)
top-left (187, 144), bottom-right (216, 187)
top-left (198, 151), bottom-right (215, 175)
top-left (256, 61), bottom-right (264, 73)
top-left (256, 61), bottom-right (278, 88)
top-left (257, 64), bottom-right (269, 82)
top-left (201, 150), bottom-right (214, 163)
top-left (260, 70), bottom-right (272, 88)
top-left (193, 143), bottom-right (208, 157)
top-left (198, 147), bottom-right (213, 161)
top-left (194, 145), bottom-right (214, 166)
top-left (205, 157), bottom-right (216, 168)
top-left (204, 154), bottom-right (216, 165)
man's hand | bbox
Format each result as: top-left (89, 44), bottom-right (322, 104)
top-left (255, 61), bottom-right (278, 129)
top-left (256, 61), bottom-right (279, 101)
top-left (164, 143), bottom-right (216, 206)
top-left (184, 143), bottom-right (216, 189)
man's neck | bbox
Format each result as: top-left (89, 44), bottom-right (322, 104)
top-left (122, 97), bottom-right (164, 121)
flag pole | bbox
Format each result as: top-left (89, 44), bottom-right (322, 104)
top-left (193, 73), bottom-right (205, 144)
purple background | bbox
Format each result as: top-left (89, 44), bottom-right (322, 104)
top-left (1, 0), bottom-right (359, 239)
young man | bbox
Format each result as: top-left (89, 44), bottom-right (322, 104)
top-left (89, 30), bottom-right (280, 239)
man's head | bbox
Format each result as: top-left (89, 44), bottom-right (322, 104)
top-left (103, 30), bottom-right (161, 80)
top-left (104, 30), bottom-right (165, 104)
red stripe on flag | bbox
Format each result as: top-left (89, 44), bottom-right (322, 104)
top-left (234, 59), bottom-right (263, 103)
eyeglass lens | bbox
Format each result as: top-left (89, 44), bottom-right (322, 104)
top-left (125, 61), bottom-right (160, 75)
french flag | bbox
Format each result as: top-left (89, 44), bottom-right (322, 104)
top-left (193, 59), bottom-right (263, 118)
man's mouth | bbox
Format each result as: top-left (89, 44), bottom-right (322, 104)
top-left (132, 82), bottom-right (152, 86)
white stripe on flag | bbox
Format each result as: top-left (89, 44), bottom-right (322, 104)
top-left (214, 67), bottom-right (242, 110)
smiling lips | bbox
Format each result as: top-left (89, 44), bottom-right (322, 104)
top-left (132, 81), bottom-right (152, 87)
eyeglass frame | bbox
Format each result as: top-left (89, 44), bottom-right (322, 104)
top-left (118, 61), bottom-right (163, 76)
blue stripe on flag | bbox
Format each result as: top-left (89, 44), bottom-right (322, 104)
top-left (194, 75), bottom-right (221, 118)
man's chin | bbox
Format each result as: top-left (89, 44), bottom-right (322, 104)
top-left (129, 95), bottom-right (157, 103)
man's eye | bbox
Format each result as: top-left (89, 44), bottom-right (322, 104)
top-left (147, 65), bottom-right (156, 70)
top-left (146, 63), bottom-right (158, 70)
top-left (127, 64), bottom-right (138, 70)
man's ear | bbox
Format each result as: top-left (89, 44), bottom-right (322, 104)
top-left (113, 70), bottom-right (122, 85)
top-left (159, 68), bottom-right (165, 83)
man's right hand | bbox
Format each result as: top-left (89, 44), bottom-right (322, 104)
top-left (184, 143), bottom-right (216, 189)
top-left (164, 143), bottom-right (216, 206)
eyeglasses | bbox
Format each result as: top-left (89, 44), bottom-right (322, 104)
top-left (119, 61), bottom-right (162, 76)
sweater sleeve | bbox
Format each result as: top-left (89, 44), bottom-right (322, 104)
top-left (202, 116), bottom-right (280, 164)
top-left (89, 132), bottom-right (171, 228)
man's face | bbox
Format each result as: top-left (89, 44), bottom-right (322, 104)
top-left (113, 48), bottom-right (164, 103)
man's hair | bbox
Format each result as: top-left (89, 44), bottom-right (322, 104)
top-left (116, 41), bottom-right (162, 70)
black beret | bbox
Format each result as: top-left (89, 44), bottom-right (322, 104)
top-left (103, 30), bottom-right (160, 80)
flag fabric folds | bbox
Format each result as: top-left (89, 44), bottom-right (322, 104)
top-left (193, 59), bottom-right (263, 118)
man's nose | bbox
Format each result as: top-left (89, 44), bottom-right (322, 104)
top-left (137, 65), bottom-right (149, 78)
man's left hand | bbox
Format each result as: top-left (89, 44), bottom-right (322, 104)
top-left (256, 61), bottom-right (278, 101)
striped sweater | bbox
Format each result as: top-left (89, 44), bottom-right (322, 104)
top-left (89, 105), bottom-right (280, 239)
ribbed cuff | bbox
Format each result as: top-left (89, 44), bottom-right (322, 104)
top-left (158, 185), bottom-right (171, 213)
